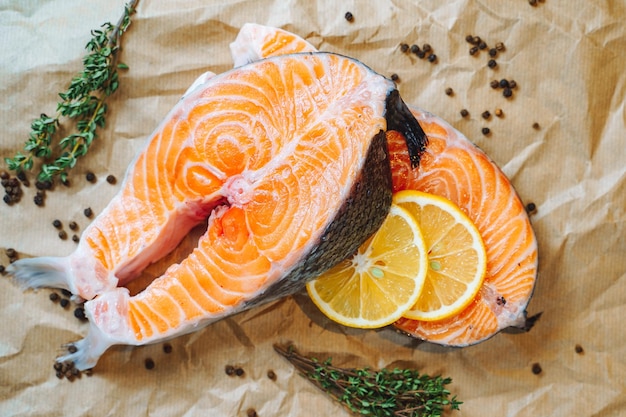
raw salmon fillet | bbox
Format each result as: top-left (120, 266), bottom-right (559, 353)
top-left (8, 52), bottom-right (427, 370)
top-left (233, 24), bottom-right (539, 346)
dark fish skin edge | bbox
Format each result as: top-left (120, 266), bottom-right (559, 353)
top-left (385, 89), bottom-right (429, 168)
top-left (245, 128), bottom-right (393, 308)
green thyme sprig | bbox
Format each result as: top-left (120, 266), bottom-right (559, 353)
top-left (274, 344), bottom-right (462, 417)
top-left (5, 0), bottom-right (138, 184)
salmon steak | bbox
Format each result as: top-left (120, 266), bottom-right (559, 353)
top-left (8, 52), bottom-right (427, 370)
top-left (232, 24), bottom-right (539, 346)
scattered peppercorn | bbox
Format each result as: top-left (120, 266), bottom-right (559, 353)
top-left (69, 221), bottom-right (78, 231)
top-left (575, 344), bottom-right (584, 354)
top-left (33, 191), bottom-right (45, 206)
top-left (472, 36), bottom-right (481, 45)
top-left (344, 11), bottom-right (354, 22)
top-left (235, 367), bottom-right (245, 377)
top-left (163, 343), bottom-right (173, 354)
top-left (60, 298), bottom-right (69, 308)
top-left (144, 358), bottom-right (155, 370)
top-left (481, 110), bottom-right (491, 120)
top-left (460, 109), bottom-right (469, 118)
top-left (49, 292), bottom-right (60, 302)
top-left (225, 364), bottom-right (236, 376)
top-left (68, 344), bottom-right (78, 354)
top-left (529, 0), bottom-right (538, 6)
top-left (465, 35), bottom-right (474, 43)
top-left (267, 369), bottom-right (277, 381)
top-left (246, 408), bottom-right (257, 417)
top-left (74, 307), bottom-right (86, 320)
top-left (488, 48), bottom-right (497, 57)
top-left (509, 80), bottom-right (517, 89)
top-left (410, 44), bottom-right (419, 54)
top-left (478, 41), bottom-right (487, 50)
top-left (495, 42), bottom-right (505, 51)
top-left (503, 87), bottom-right (513, 98)
top-left (84, 207), bottom-right (93, 218)
top-left (6, 248), bottom-right (16, 258)
top-left (488, 59), bottom-right (497, 68)
top-left (427, 53), bottom-right (437, 63)
top-left (0, 265), bottom-right (5, 274)
top-left (531, 363), bottom-right (542, 374)
top-left (416, 50), bottom-right (426, 59)
top-left (390, 73), bottom-right (399, 82)
top-left (53, 219), bottom-right (62, 228)
top-left (445, 87), bottom-right (453, 96)
top-left (59, 230), bottom-right (68, 240)
top-left (86, 172), bottom-right (96, 183)
top-left (526, 202), bottom-right (537, 214)
top-left (400, 43), bottom-right (409, 53)
top-left (72, 234), bottom-right (80, 243)
top-left (495, 108), bottom-right (503, 117)
top-left (0, 171), bottom-right (8, 180)
top-left (490, 80), bottom-right (499, 89)
top-left (482, 127), bottom-right (490, 135)
top-left (499, 79), bottom-right (510, 88)
top-left (422, 43), bottom-right (432, 53)
top-left (532, 122), bottom-right (540, 130)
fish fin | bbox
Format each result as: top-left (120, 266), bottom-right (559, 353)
top-left (6, 256), bottom-right (72, 293)
top-left (503, 311), bottom-right (543, 334)
top-left (56, 321), bottom-right (114, 371)
top-left (385, 89), bottom-right (428, 168)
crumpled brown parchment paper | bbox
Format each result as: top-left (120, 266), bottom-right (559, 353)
top-left (1, 1), bottom-right (625, 416)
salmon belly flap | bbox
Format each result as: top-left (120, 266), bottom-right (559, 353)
top-left (24, 52), bottom-right (427, 370)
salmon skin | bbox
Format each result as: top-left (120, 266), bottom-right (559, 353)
top-left (8, 52), bottom-right (427, 370)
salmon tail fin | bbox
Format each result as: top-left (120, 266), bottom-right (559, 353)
top-left (385, 89), bottom-right (428, 168)
top-left (56, 320), bottom-right (114, 371)
top-left (6, 256), bottom-right (72, 293)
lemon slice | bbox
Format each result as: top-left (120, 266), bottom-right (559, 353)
top-left (393, 190), bottom-right (487, 321)
top-left (306, 204), bottom-right (428, 328)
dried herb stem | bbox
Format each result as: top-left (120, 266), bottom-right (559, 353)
top-left (274, 344), bottom-right (461, 417)
top-left (4, 0), bottom-right (138, 184)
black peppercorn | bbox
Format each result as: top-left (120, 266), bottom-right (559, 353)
top-left (410, 44), bottom-right (419, 54)
top-left (344, 11), bottom-right (354, 22)
top-left (481, 110), bottom-right (491, 120)
top-left (68, 345), bottom-right (78, 354)
top-left (106, 175), bottom-right (117, 184)
top-left (235, 367), bottom-right (245, 377)
top-left (390, 73), bottom-right (399, 82)
top-left (0, 171), bottom-right (8, 180)
top-left (74, 307), bottom-right (86, 320)
top-left (267, 369), bottom-right (277, 380)
top-left (488, 59), bottom-right (497, 68)
top-left (427, 53), bottom-right (437, 63)
top-left (59, 230), bottom-right (68, 240)
top-left (0, 265), bottom-right (5, 274)
top-left (460, 109), bottom-right (469, 118)
top-left (6, 248), bottom-right (16, 258)
top-left (445, 87), bottom-right (453, 96)
top-left (225, 365), bottom-right (236, 376)
top-left (490, 79), bottom-right (499, 89)
top-left (60, 298), bottom-right (69, 308)
top-left (34, 193), bottom-right (44, 206)
top-left (163, 343), bottom-right (173, 354)
top-left (86, 172), bottom-right (96, 183)
top-left (416, 50), bottom-right (426, 59)
top-left (472, 36), bottom-right (481, 45)
top-left (575, 344), bottom-right (584, 354)
top-left (469, 46), bottom-right (479, 56)
top-left (478, 41), bottom-right (487, 50)
top-left (532, 122), bottom-right (540, 130)
top-left (72, 234), bottom-right (79, 243)
top-left (84, 207), bottom-right (93, 218)
top-left (53, 219), bottom-right (62, 228)
top-left (526, 202), bottom-right (537, 214)
top-left (499, 79), bottom-right (510, 88)
top-left (422, 43), bottom-right (432, 53)
top-left (531, 363), bottom-right (542, 374)
top-left (69, 221), bottom-right (78, 231)
top-left (495, 108), bottom-right (504, 117)
top-left (400, 43), bottom-right (409, 53)
top-left (489, 48), bottom-right (497, 57)
top-left (509, 79), bottom-right (517, 89)
top-left (503, 88), bottom-right (513, 98)
top-left (495, 42), bottom-right (505, 51)
top-left (529, 0), bottom-right (538, 6)
top-left (50, 292), bottom-right (60, 302)
top-left (482, 127), bottom-right (490, 135)
top-left (144, 358), bottom-right (155, 370)
top-left (246, 408), bottom-right (257, 417)
top-left (465, 34), bottom-right (474, 43)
